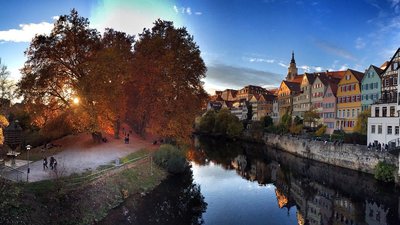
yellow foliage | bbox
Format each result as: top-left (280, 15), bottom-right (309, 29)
top-left (0, 115), bottom-right (9, 145)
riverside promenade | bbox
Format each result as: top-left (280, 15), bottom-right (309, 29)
top-left (1, 133), bottom-right (156, 182)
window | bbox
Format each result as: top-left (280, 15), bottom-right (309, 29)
top-left (370, 83), bottom-right (373, 89)
top-left (365, 84), bottom-right (369, 90)
top-left (366, 95), bottom-right (369, 100)
top-left (337, 110), bottom-right (340, 118)
top-left (375, 107), bottom-right (380, 117)
top-left (378, 125), bottom-right (382, 134)
top-left (374, 83), bottom-right (378, 89)
top-left (352, 96), bottom-right (355, 102)
top-left (390, 106), bottom-right (395, 117)
top-left (352, 109), bottom-right (355, 117)
top-left (372, 125), bottom-right (376, 134)
top-left (394, 77), bottom-right (398, 86)
top-left (347, 109), bottom-right (350, 117)
top-left (388, 126), bottom-right (393, 135)
top-left (383, 107), bottom-right (387, 117)
top-left (396, 126), bottom-right (399, 135)
top-left (385, 79), bottom-right (389, 87)
top-left (342, 110), bottom-right (345, 118)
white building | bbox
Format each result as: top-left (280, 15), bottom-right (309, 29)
top-left (272, 99), bottom-right (279, 124)
top-left (367, 103), bottom-right (399, 147)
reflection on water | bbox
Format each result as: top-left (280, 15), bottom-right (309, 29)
top-left (99, 168), bottom-right (207, 225)
top-left (101, 136), bottom-right (399, 225)
top-left (190, 136), bottom-right (400, 225)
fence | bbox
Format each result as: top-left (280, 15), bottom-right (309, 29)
top-left (65, 154), bottom-right (150, 188)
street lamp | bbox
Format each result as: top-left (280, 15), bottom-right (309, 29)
top-left (26, 145), bottom-right (31, 182)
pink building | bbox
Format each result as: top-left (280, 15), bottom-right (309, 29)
top-left (322, 82), bottom-right (338, 134)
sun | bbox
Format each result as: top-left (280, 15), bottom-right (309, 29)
top-left (72, 97), bottom-right (80, 105)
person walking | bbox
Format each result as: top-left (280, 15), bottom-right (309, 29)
top-left (43, 157), bottom-right (48, 170)
top-left (50, 156), bottom-right (55, 170)
top-left (53, 158), bottom-right (58, 171)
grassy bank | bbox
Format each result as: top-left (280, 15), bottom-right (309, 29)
top-left (2, 148), bottom-right (167, 225)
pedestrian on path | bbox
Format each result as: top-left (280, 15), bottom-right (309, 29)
top-left (43, 157), bottom-right (48, 170)
top-left (53, 158), bottom-right (57, 171)
top-left (50, 156), bottom-right (55, 170)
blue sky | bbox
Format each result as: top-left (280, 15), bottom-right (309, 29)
top-left (1, 0), bottom-right (400, 93)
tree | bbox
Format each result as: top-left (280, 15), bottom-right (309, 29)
top-left (0, 59), bottom-right (14, 101)
top-left (261, 116), bottom-right (273, 128)
top-left (18, 10), bottom-right (134, 137)
top-left (280, 112), bottom-right (292, 130)
top-left (315, 125), bottom-right (327, 136)
top-left (126, 20), bottom-right (208, 141)
top-left (198, 110), bottom-right (216, 133)
top-left (303, 109), bottom-right (320, 128)
top-left (354, 109), bottom-right (370, 135)
top-left (0, 114), bottom-right (9, 145)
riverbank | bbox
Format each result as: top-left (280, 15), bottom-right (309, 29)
top-left (1, 149), bottom-right (168, 225)
top-left (195, 131), bottom-right (399, 182)
top-left (263, 133), bottom-right (398, 175)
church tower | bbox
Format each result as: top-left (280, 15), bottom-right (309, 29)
top-left (286, 51), bottom-right (298, 81)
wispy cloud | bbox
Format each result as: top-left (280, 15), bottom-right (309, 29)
top-left (278, 62), bottom-right (287, 68)
top-left (314, 40), bottom-right (357, 61)
top-left (245, 57), bottom-right (275, 63)
top-left (205, 63), bottom-right (283, 91)
top-left (173, 5), bottom-right (201, 16)
top-left (355, 37), bottom-right (366, 49)
top-left (0, 19), bottom-right (56, 42)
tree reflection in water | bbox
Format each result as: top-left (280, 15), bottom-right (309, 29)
top-left (100, 168), bottom-right (207, 225)
top-left (190, 136), bottom-right (400, 225)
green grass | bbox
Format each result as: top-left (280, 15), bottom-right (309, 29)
top-left (120, 148), bottom-right (150, 164)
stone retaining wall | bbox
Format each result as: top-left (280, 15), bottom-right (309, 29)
top-left (263, 133), bottom-right (398, 175)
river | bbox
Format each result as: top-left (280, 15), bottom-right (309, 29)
top-left (100, 136), bottom-right (400, 225)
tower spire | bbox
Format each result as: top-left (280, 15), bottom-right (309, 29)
top-left (291, 51), bottom-right (295, 63)
top-left (286, 51), bottom-right (298, 81)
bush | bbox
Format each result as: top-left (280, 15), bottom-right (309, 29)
top-left (227, 119), bottom-right (244, 138)
top-left (261, 116), bottom-right (273, 128)
top-left (198, 110), bottom-right (216, 133)
top-left (154, 144), bottom-right (188, 174)
top-left (374, 161), bottom-right (396, 183)
top-left (315, 125), bottom-right (327, 136)
top-left (289, 124), bottom-right (303, 135)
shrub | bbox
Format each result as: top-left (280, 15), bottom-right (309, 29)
top-left (290, 124), bottom-right (303, 135)
top-left (374, 161), bottom-right (396, 183)
top-left (261, 116), bottom-right (273, 128)
top-left (315, 125), bottom-right (327, 136)
top-left (198, 110), bottom-right (216, 133)
top-left (227, 119), bottom-right (244, 138)
top-left (154, 144), bottom-right (188, 174)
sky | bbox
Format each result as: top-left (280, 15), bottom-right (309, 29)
top-left (1, 0), bottom-right (400, 94)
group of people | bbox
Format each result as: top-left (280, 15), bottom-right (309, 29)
top-left (368, 142), bottom-right (389, 151)
top-left (43, 156), bottom-right (57, 170)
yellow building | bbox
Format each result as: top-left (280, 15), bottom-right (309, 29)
top-left (336, 69), bottom-right (364, 133)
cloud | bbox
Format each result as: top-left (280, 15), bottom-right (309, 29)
top-left (204, 63), bottom-right (283, 91)
top-left (278, 62), bottom-right (287, 68)
top-left (299, 65), bottom-right (323, 72)
top-left (314, 40), bottom-right (357, 61)
top-left (245, 57), bottom-right (275, 63)
top-left (0, 20), bottom-right (55, 43)
top-left (355, 37), bottom-right (366, 49)
top-left (339, 64), bottom-right (349, 71)
top-left (173, 5), bottom-right (200, 16)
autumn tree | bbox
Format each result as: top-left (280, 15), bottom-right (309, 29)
top-left (18, 10), bottom-right (134, 138)
top-left (303, 109), bottom-right (320, 128)
top-left (0, 114), bottom-right (9, 145)
top-left (354, 109), bottom-right (370, 135)
top-left (126, 20), bottom-right (208, 141)
top-left (0, 59), bottom-right (14, 113)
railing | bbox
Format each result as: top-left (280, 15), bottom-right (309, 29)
top-left (0, 165), bottom-right (25, 182)
top-left (65, 154), bottom-right (150, 188)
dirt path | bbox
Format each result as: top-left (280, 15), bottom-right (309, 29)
top-left (7, 133), bottom-right (156, 182)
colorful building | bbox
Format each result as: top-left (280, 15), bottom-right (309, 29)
top-left (322, 82), bottom-right (338, 134)
top-left (293, 73), bottom-right (316, 118)
top-left (336, 69), bottom-right (364, 133)
top-left (361, 65), bottom-right (382, 111)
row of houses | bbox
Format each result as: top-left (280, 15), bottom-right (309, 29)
top-left (207, 48), bottom-right (400, 147)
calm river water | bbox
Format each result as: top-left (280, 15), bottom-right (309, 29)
top-left (100, 136), bottom-right (400, 225)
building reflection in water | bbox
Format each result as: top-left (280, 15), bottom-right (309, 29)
top-left (191, 136), bottom-right (400, 225)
